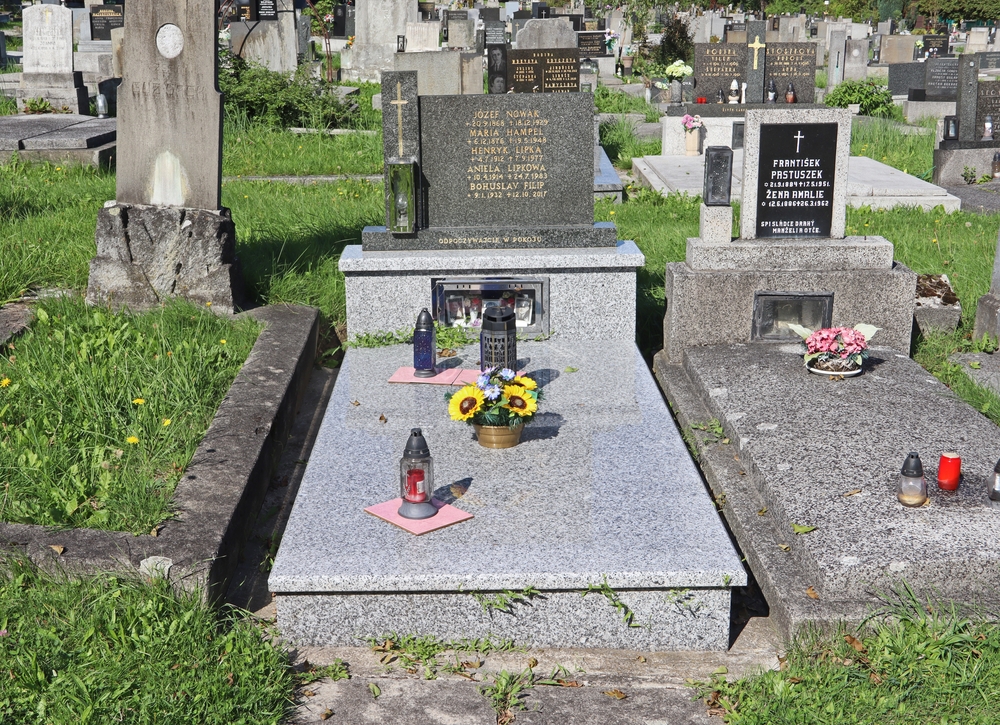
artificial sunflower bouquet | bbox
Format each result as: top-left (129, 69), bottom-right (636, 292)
top-left (447, 367), bottom-right (540, 428)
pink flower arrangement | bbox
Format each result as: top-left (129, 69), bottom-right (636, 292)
top-left (682, 114), bottom-right (703, 131)
top-left (789, 323), bottom-right (879, 371)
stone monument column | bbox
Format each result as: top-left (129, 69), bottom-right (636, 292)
top-left (86, 0), bottom-right (244, 313)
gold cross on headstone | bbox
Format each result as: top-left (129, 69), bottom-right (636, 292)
top-left (748, 35), bottom-right (765, 70)
top-left (390, 81), bottom-right (408, 157)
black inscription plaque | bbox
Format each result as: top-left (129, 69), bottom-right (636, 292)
top-left (923, 34), bottom-right (948, 57)
top-left (976, 81), bottom-right (1000, 141)
top-left (508, 49), bottom-right (580, 93)
top-left (756, 123), bottom-right (837, 238)
top-left (980, 51), bottom-right (1000, 70)
top-left (484, 21), bottom-right (506, 46)
top-left (90, 4), bottom-right (124, 41)
top-left (258, 0), bottom-right (278, 21)
top-left (577, 31), bottom-right (607, 57)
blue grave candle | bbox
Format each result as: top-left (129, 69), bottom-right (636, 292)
top-left (413, 308), bottom-right (437, 378)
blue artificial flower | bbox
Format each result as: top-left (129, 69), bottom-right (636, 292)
top-left (476, 372), bottom-right (491, 388)
top-left (483, 384), bottom-right (502, 400)
top-left (499, 368), bottom-right (515, 381)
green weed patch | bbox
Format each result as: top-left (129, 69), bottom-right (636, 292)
top-left (0, 297), bottom-right (259, 532)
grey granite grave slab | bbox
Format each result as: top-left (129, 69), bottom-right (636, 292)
top-left (685, 234), bottom-right (895, 271)
top-left (19, 116), bottom-right (116, 149)
top-left (340, 239), bottom-right (643, 339)
top-left (655, 343), bottom-right (1000, 640)
top-left (0, 113), bottom-right (91, 151)
top-left (958, 53), bottom-right (979, 144)
top-left (269, 340), bottom-right (745, 650)
top-left (745, 20), bottom-right (767, 103)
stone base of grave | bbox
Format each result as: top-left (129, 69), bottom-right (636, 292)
top-left (661, 241), bottom-right (917, 364)
top-left (974, 291), bottom-right (1000, 341)
top-left (933, 147), bottom-right (1000, 187)
top-left (654, 343), bottom-right (1000, 642)
top-left (902, 99), bottom-right (955, 122)
top-left (339, 241), bottom-right (645, 341)
top-left (86, 203), bottom-right (244, 314)
top-left (16, 71), bottom-right (89, 115)
top-left (269, 340), bottom-right (746, 650)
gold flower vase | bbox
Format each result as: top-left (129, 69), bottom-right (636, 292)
top-left (473, 422), bottom-right (524, 449)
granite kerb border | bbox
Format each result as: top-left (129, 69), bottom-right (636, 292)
top-left (652, 350), bottom-right (870, 642)
top-left (0, 304), bottom-right (319, 601)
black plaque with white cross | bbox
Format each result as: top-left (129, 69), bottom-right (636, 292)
top-left (756, 123), bottom-right (837, 238)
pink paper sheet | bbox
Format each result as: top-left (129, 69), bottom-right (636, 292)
top-left (387, 366), bottom-right (463, 385)
top-left (364, 498), bottom-right (474, 535)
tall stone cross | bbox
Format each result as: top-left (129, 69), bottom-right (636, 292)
top-left (748, 35), bottom-right (765, 70)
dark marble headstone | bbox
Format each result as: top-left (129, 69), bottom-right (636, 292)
top-left (508, 48), bottom-right (580, 93)
top-left (923, 34), bottom-right (948, 58)
top-left (976, 81), bottom-right (1000, 142)
top-left (694, 43), bottom-right (747, 107)
top-left (361, 92), bottom-right (615, 250)
top-left (577, 31), bottom-right (607, 57)
top-left (980, 51), bottom-right (1000, 69)
top-left (257, 0), bottom-right (278, 22)
top-left (765, 43), bottom-right (816, 103)
top-left (485, 21), bottom-right (506, 46)
top-left (745, 20), bottom-right (767, 104)
top-left (332, 4), bottom-right (347, 37)
top-left (924, 58), bottom-right (958, 101)
top-left (887, 62), bottom-right (926, 96)
top-left (381, 72), bottom-right (421, 228)
top-left (445, 9), bottom-right (468, 26)
top-left (755, 122), bottom-right (838, 238)
top-left (958, 54), bottom-right (980, 144)
top-left (513, 10), bottom-right (532, 19)
top-left (90, 4), bottom-right (124, 41)
top-left (480, 7), bottom-right (500, 22)
top-left (487, 43), bottom-right (508, 94)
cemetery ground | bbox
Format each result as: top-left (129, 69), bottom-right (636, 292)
top-left (4, 100), bottom-right (1000, 721)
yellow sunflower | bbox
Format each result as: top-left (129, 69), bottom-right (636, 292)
top-left (449, 385), bottom-right (485, 421)
top-left (513, 375), bottom-right (537, 391)
top-left (502, 385), bottom-right (538, 417)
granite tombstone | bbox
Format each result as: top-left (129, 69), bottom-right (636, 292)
top-left (17, 4), bottom-right (88, 114)
top-left (923, 34), bottom-right (948, 58)
top-left (577, 31), bottom-right (607, 56)
top-left (765, 43), bottom-right (816, 103)
top-left (924, 58), bottom-right (958, 101)
top-left (90, 4), bottom-right (124, 41)
top-left (694, 43), bottom-right (747, 107)
top-left (507, 48), bottom-right (580, 93)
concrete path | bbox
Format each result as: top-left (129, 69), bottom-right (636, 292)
top-left (944, 180), bottom-right (1000, 214)
top-left (633, 150), bottom-right (962, 212)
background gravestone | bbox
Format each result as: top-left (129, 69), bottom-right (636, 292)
top-left (507, 48), bottom-right (579, 93)
top-left (515, 17), bottom-right (577, 49)
top-left (17, 4), bottom-right (88, 114)
top-left (924, 58), bottom-right (958, 101)
top-left (765, 43), bottom-right (816, 103)
top-left (693, 43), bottom-right (747, 104)
top-left (86, 0), bottom-right (243, 313)
top-left (827, 28), bottom-right (847, 87)
top-left (744, 19), bottom-right (766, 103)
top-left (843, 38), bottom-right (868, 80)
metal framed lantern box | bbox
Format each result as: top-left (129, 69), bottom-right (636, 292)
top-left (431, 277), bottom-right (549, 336)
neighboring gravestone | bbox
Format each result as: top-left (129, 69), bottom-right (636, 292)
top-left (923, 34), bottom-right (948, 58)
top-left (577, 31), bottom-right (607, 56)
top-left (844, 38), bottom-right (868, 80)
top-left (90, 4), bottom-right (124, 41)
top-left (828, 28), bottom-right (847, 87)
top-left (765, 42), bottom-right (816, 103)
top-left (888, 61), bottom-right (925, 95)
top-left (405, 21), bottom-right (441, 52)
top-left (448, 18), bottom-right (476, 49)
top-left (342, 0), bottom-right (418, 82)
top-left (881, 34), bottom-right (916, 64)
top-left (980, 51), bottom-right (1000, 70)
top-left (86, 0), bottom-right (244, 313)
top-left (976, 80), bottom-right (1000, 142)
top-left (486, 23), bottom-right (508, 94)
top-left (924, 58), bottom-right (958, 101)
top-left (17, 4), bottom-right (88, 114)
top-left (957, 53), bottom-right (980, 144)
top-left (508, 48), bottom-right (579, 93)
top-left (693, 43), bottom-right (747, 105)
top-left (363, 78), bottom-right (612, 251)
top-left (0, 32), bottom-right (6, 69)
top-left (394, 50), bottom-right (483, 95)
top-left (515, 17), bottom-right (577, 49)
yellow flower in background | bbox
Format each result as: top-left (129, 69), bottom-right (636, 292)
top-left (162, 419), bottom-right (171, 427)
top-left (126, 436), bottom-right (139, 445)
top-left (449, 385), bottom-right (484, 421)
top-left (513, 375), bottom-right (537, 391)
top-left (502, 385), bottom-right (537, 417)
top-left (0, 378), bottom-right (10, 388)
top-left (220, 339), bottom-right (227, 345)
top-left (133, 398), bottom-right (145, 405)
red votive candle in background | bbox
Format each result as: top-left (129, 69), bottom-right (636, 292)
top-left (937, 452), bottom-right (961, 491)
top-left (696, 97), bottom-right (707, 104)
top-left (405, 469), bottom-right (427, 502)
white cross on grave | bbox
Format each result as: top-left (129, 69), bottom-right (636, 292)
top-left (794, 130), bottom-right (805, 153)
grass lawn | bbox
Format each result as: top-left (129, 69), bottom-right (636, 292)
top-left (0, 297), bottom-right (260, 532)
top-left (0, 557), bottom-right (297, 724)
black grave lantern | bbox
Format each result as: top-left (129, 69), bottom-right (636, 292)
top-left (480, 306), bottom-right (517, 372)
top-left (703, 146), bottom-right (734, 206)
top-left (943, 115), bottom-right (959, 141)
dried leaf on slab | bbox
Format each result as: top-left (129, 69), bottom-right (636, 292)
top-left (320, 709), bottom-right (333, 720)
top-left (368, 683), bottom-right (381, 699)
top-left (778, 543), bottom-right (791, 552)
top-left (603, 689), bottom-right (627, 699)
top-left (757, 507), bottom-right (767, 516)
top-left (791, 523), bottom-right (817, 535)
top-left (49, 545), bottom-right (65, 555)
top-left (438, 348), bottom-right (457, 357)
top-left (806, 586), bottom-right (820, 600)
top-left (350, 400), bottom-right (361, 406)
top-left (844, 635), bottom-right (866, 653)
top-left (843, 488), bottom-right (862, 497)
top-left (378, 414), bottom-right (388, 424)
